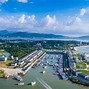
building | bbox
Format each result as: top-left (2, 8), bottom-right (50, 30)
top-left (0, 56), bottom-right (7, 61)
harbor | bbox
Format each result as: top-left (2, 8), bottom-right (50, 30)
top-left (0, 53), bottom-right (88, 89)
top-left (0, 0), bottom-right (89, 88)
top-left (0, 48), bottom-right (89, 89)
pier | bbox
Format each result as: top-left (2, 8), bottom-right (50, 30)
top-left (21, 50), bottom-right (46, 75)
top-left (57, 54), bottom-right (68, 80)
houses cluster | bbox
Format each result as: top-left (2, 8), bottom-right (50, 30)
top-left (0, 56), bottom-right (7, 61)
top-left (66, 51), bottom-right (89, 85)
top-left (66, 52), bottom-right (75, 69)
top-left (11, 50), bottom-right (43, 66)
top-left (0, 50), bottom-right (11, 62)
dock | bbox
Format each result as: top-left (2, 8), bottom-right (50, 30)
top-left (57, 55), bottom-right (68, 80)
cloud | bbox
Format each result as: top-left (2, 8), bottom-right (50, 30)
top-left (66, 16), bottom-right (82, 26)
top-left (0, 7), bottom-right (89, 36)
top-left (17, 0), bottom-right (28, 3)
top-left (18, 14), bottom-right (26, 24)
top-left (18, 14), bottom-right (37, 26)
top-left (0, 14), bottom-right (59, 33)
top-left (42, 15), bottom-right (58, 30)
top-left (80, 8), bottom-right (87, 16)
top-left (0, 0), bottom-right (8, 3)
top-left (60, 10), bottom-right (89, 36)
top-left (45, 15), bottom-right (57, 26)
top-left (0, 14), bottom-right (37, 32)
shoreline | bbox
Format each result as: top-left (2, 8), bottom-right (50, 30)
top-left (0, 68), bottom-right (22, 78)
top-left (74, 45), bottom-right (89, 53)
top-left (74, 45), bottom-right (89, 49)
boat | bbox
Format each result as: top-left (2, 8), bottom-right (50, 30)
top-left (43, 66), bottom-right (47, 69)
top-left (41, 71), bottom-right (45, 74)
top-left (14, 75), bottom-right (23, 81)
top-left (18, 82), bottom-right (24, 85)
top-left (30, 81), bottom-right (36, 86)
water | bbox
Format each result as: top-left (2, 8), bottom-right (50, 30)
top-left (76, 46), bottom-right (89, 54)
top-left (0, 54), bottom-right (88, 89)
top-left (76, 46), bottom-right (89, 61)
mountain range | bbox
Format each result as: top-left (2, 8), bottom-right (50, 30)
top-left (0, 30), bottom-right (89, 39)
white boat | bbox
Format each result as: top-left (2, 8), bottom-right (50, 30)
top-left (41, 64), bottom-right (43, 66)
top-left (30, 81), bottom-right (36, 86)
top-left (14, 75), bottom-right (23, 81)
top-left (42, 71), bottom-right (45, 74)
top-left (43, 66), bottom-right (47, 69)
top-left (18, 82), bottom-right (24, 85)
top-left (46, 61), bottom-right (49, 63)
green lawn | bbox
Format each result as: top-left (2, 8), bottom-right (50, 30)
top-left (0, 70), bottom-right (4, 76)
top-left (0, 60), bottom-right (13, 67)
top-left (79, 70), bottom-right (89, 75)
top-left (0, 50), bottom-right (6, 56)
top-left (76, 62), bottom-right (87, 69)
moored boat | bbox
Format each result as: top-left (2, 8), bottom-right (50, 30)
top-left (41, 70), bottom-right (45, 74)
top-left (18, 82), bottom-right (24, 85)
top-left (14, 75), bottom-right (23, 81)
top-left (30, 81), bottom-right (36, 86)
top-left (43, 66), bottom-right (47, 69)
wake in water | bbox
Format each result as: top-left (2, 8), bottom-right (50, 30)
top-left (37, 78), bottom-right (52, 89)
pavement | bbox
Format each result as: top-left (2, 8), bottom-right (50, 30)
top-left (0, 68), bottom-right (22, 76)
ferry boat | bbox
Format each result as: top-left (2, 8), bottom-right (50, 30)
top-left (18, 82), bottom-right (24, 85)
top-left (30, 81), bottom-right (36, 86)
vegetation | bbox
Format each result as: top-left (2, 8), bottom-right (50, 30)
top-left (0, 60), bottom-right (12, 67)
top-left (0, 39), bottom-right (88, 59)
top-left (77, 53), bottom-right (82, 60)
top-left (75, 62), bottom-right (87, 69)
top-left (0, 50), bottom-right (7, 56)
top-left (0, 41), bottom-right (35, 59)
top-left (79, 70), bottom-right (89, 75)
top-left (0, 70), bottom-right (4, 76)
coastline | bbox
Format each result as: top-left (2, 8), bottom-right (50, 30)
top-left (74, 45), bottom-right (89, 53)
top-left (74, 45), bottom-right (89, 49)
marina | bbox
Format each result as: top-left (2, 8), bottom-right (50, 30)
top-left (1, 0), bottom-right (89, 89)
top-left (0, 53), bottom-right (88, 89)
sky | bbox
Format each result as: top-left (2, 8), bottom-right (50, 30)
top-left (0, 0), bottom-right (89, 36)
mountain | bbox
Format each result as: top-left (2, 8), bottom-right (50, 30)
top-left (77, 36), bottom-right (89, 40)
top-left (1, 30), bottom-right (89, 40)
top-left (0, 30), bottom-right (68, 39)
top-left (0, 30), bottom-right (11, 35)
top-left (0, 30), bottom-right (15, 36)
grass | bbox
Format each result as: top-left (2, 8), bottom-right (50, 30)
top-left (79, 70), bottom-right (89, 75)
top-left (0, 50), bottom-right (6, 56)
top-left (0, 70), bottom-right (4, 76)
top-left (0, 60), bottom-right (12, 65)
top-left (0, 60), bottom-right (13, 68)
top-left (75, 62), bottom-right (87, 69)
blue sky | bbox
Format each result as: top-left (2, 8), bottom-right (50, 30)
top-left (0, 0), bottom-right (89, 36)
